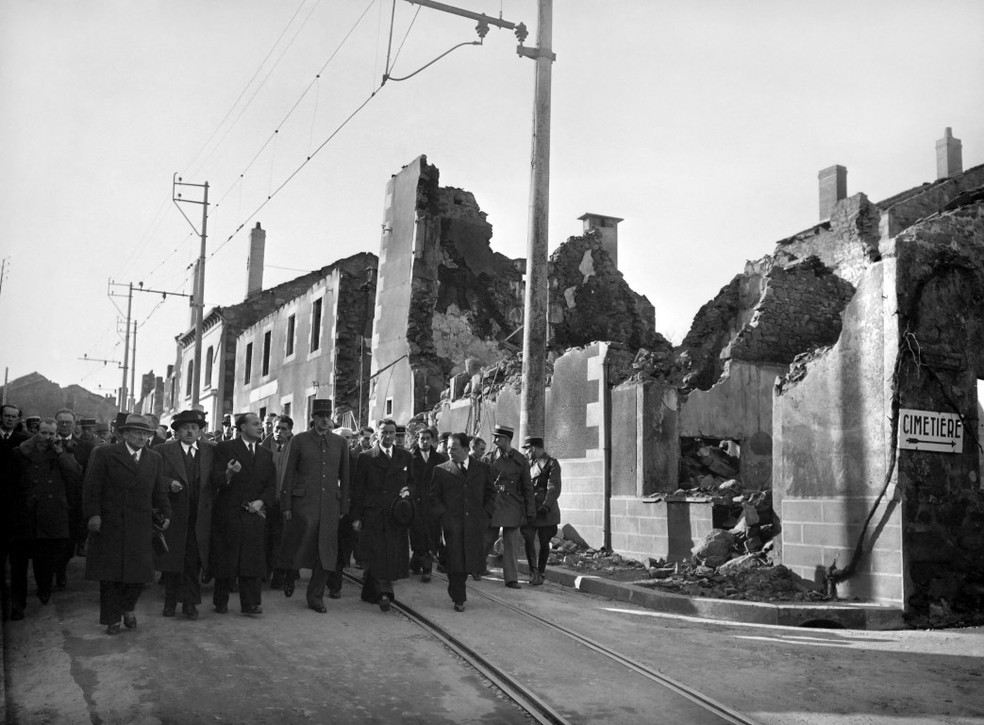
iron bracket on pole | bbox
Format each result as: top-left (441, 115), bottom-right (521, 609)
top-left (517, 45), bottom-right (556, 62)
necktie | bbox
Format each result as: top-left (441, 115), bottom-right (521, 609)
top-left (248, 443), bottom-right (255, 457)
top-left (188, 447), bottom-right (195, 460)
top-left (132, 452), bottom-right (139, 464)
top-left (457, 461), bottom-right (465, 474)
top-left (277, 443), bottom-right (283, 453)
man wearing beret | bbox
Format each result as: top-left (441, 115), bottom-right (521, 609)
top-left (483, 425), bottom-right (534, 589)
top-left (83, 414), bottom-right (171, 635)
top-left (520, 436), bottom-right (562, 586)
top-left (156, 410), bottom-right (215, 620)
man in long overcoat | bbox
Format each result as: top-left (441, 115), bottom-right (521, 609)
top-left (83, 414), bottom-right (171, 635)
top-left (210, 412), bottom-right (276, 615)
top-left (263, 414), bottom-right (294, 590)
top-left (351, 418), bottom-right (412, 612)
top-left (430, 432), bottom-right (496, 611)
top-left (483, 425), bottom-right (535, 589)
top-left (8, 419), bottom-right (82, 620)
top-left (519, 436), bottom-right (562, 586)
top-left (53, 408), bottom-right (94, 588)
top-left (408, 427), bottom-right (447, 582)
top-left (278, 400), bottom-right (350, 612)
top-left (155, 410), bottom-right (214, 619)
top-left (1, 403), bottom-right (30, 621)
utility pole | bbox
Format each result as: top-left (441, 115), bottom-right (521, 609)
top-left (173, 175), bottom-right (209, 409)
top-left (129, 319), bottom-right (138, 411)
top-left (403, 0), bottom-right (554, 443)
top-left (108, 281), bottom-right (134, 411)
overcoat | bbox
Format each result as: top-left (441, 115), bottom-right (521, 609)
top-left (429, 456), bottom-right (496, 574)
top-left (154, 439), bottom-right (215, 572)
top-left (210, 439), bottom-right (276, 578)
top-left (278, 430), bottom-right (350, 569)
top-left (351, 445), bottom-right (412, 582)
top-left (9, 437), bottom-right (82, 541)
top-left (484, 447), bottom-right (535, 527)
top-left (527, 454), bottom-right (562, 527)
top-left (408, 447), bottom-right (447, 553)
top-left (82, 443), bottom-right (171, 583)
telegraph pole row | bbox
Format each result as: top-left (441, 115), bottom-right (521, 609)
top-left (173, 175), bottom-right (209, 409)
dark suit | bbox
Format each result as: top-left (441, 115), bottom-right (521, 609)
top-left (408, 447), bottom-right (447, 576)
top-left (351, 445), bottom-right (412, 601)
top-left (210, 439), bottom-right (276, 611)
top-left (430, 455), bottom-right (496, 604)
top-left (0, 428), bottom-right (30, 619)
top-left (155, 440), bottom-right (215, 607)
top-left (83, 443), bottom-right (171, 625)
top-left (54, 434), bottom-right (94, 584)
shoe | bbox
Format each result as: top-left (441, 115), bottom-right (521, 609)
top-left (55, 573), bottom-right (67, 590)
top-left (378, 594), bottom-right (391, 612)
top-left (454, 602), bottom-right (465, 612)
top-left (471, 573), bottom-right (482, 581)
top-left (242, 605), bottom-right (263, 615)
top-left (38, 591), bottom-right (51, 604)
top-left (270, 573), bottom-right (284, 590)
top-left (421, 572), bottom-right (431, 583)
top-left (214, 604), bottom-right (228, 614)
top-left (283, 581), bottom-right (295, 598)
top-left (123, 611), bottom-right (137, 629)
top-left (162, 604), bottom-right (176, 617)
top-left (505, 581), bottom-right (521, 589)
top-left (182, 604), bottom-right (199, 620)
top-left (10, 609), bottom-right (25, 621)
top-left (328, 589), bottom-right (341, 600)
top-left (530, 571), bottom-right (544, 586)
top-left (309, 602), bottom-right (327, 613)
top-left (106, 622), bottom-right (121, 635)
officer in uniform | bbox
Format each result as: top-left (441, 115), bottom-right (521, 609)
top-left (520, 436), bottom-right (562, 586)
top-left (482, 425), bottom-right (534, 589)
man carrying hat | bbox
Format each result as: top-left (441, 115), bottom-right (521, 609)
top-left (155, 410), bottom-right (215, 619)
top-left (520, 436), bottom-right (562, 586)
top-left (483, 425), bottom-right (534, 589)
top-left (83, 414), bottom-right (171, 634)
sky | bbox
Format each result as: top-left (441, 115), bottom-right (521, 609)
top-left (1, 0), bottom-right (982, 404)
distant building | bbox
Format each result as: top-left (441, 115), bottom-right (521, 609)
top-left (4, 371), bottom-right (118, 422)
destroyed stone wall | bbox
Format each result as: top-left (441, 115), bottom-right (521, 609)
top-left (330, 254), bottom-right (378, 417)
top-left (878, 163), bottom-right (984, 238)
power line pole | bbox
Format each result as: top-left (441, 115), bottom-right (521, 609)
top-left (129, 319), bottom-right (138, 411)
top-left (173, 175), bottom-right (209, 409)
top-left (108, 281), bottom-right (134, 411)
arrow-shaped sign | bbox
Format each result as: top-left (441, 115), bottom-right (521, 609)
top-left (906, 437), bottom-right (957, 448)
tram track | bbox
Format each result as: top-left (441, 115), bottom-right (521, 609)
top-left (343, 569), bottom-right (758, 724)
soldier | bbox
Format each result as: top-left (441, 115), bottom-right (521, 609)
top-left (79, 417), bottom-right (97, 443)
top-left (520, 436), bottom-right (562, 586)
top-left (278, 400), bottom-right (350, 612)
top-left (8, 419), bottom-right (82, 620)
top-left (351, 418), bottom-right (412, 612)
top-left (483, 425), bottom-right (534, 589)
top-left (83, 414), bottom-right (171, 635)
top-left (156, 410), bottom-right (214, 620)
top-left (408, 427), bottom-right (447, 582)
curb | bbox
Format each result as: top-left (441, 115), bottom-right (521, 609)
top-left (511, 560), bottom-right (905, 630)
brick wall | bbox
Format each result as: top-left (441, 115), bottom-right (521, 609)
top-left (611, 498), bottom-right (714, 563)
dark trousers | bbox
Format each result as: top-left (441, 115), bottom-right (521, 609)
top-left (162, 531), bottom-right (202, 606)
top-left (307, 554), bottom-right (342, 605)
top-left (447, 572), bottom-right (467, 604)
top-left (521, 524), bottom-right (558, 574)
top-left (55, 538), bottom-right (75, 582)
top-left (214, 576), bottom-right (261, 611)
top-left (99, 581), bottom-right (144, 625)
top-left (265, 503), bottom-right (283, 580)
top-left (10, 539), bottom-right (65, 611)
top-left (360, 570), bottom-right (393, 603)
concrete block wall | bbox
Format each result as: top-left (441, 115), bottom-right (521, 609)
top-left (561, 457), bottom-right (607, 549)
top-left (782, 496), bottom-right (903, 606)
top-left (611, 498), bottom-right (714, 563)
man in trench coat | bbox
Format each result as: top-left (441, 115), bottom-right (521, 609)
top-left (430, 432), bottom-right (496, 611)
top-left (155, 410), bottom-right (214, 619)
top-left (351, 418), bottom-right (412, 612)
top-left (210, 412), bottom-right (276, 615)
top-left (278, 400), bottom-right (350, 612)
top-left (83, 414), bottom-right (171, 635)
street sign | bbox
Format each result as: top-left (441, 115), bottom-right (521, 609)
top-left (898, 408), bottom-right (964, 453)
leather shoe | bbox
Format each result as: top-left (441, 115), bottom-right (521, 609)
top-left (38, 591), bottom-right (51, 604)
top-left (214, 604), bottom-right (228, 614)
top-left (505, 581), bottom-right (521, 589)
top-left (328, 589), bottom-right (341, 600)
top-left (309, 602), bottom-right (327, 613)
top-left (182, 604), bottom-right (198, 620)
top-left (242, 605), bottom-right (263, 615)
top-left (378, 594), bottom-right (391, 612)
top-left (453, 602), bottom-right (465, 612)
top-left (283, 581), bottom-right (295, 598)
top-left (106, 622), bottom-right (122, 635)
top-left (122, 611), bottom-right (137, 629)
top-left (10, 609), bottom-right (25, 621)
top-left (471, 573), bottom-right (482, 581)
top-left (162, 604), bottom-right (176, 617)
top-left (421, 572), bottom-right (431, 583)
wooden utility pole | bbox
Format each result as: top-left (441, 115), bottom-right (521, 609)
top-left (173, 175), bottom-right (209, 409)
top-left (107, 281), bottom-right (135, 411)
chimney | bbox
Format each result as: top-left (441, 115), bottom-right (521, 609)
top-left (936, 127), bottom-right (963, 180)
top-left (818, 165), bottom-right (847, 221)
top-left (577, 213), bottom-right (623, 268)
top-left (245, 222), bottom-right (266, 299)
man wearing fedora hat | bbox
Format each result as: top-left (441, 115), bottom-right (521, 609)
top-left (155, 410), bottom-right (215, 619)
top-left (483, 425), bottom-right (534, 589)
top-left (520, 436), bottom-right (562, 586)
top-left (83, 413), bottom-right (171, 634)
top-left (278, 400), bottom-right (350, 612)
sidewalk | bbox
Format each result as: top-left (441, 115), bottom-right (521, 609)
top-left (511, 560), bottom-right (906, 630)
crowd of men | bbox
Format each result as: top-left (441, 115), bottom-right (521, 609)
top-left (0, 399), bottom-right (562, 634)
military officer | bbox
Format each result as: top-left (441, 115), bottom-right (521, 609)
top-left (482, 425), bottom-right (534, 589)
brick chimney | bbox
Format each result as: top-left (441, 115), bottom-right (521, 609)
top-left (936, 127), bottom-right (963, 180)
top-left (578, 213), bottom-right (623, 268)
top-left (245, 222), bottom-right (265, 299)
top-left (818, 165), bottom-right (847, 221)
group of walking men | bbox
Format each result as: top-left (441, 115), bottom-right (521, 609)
top-left (1, 397), bottom-right (562, 633)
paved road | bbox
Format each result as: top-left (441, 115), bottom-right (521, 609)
top-left (4, 560), bottom-right (984, 724)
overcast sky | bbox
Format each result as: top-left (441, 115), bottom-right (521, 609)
top-left (1, 0), bottom-right (982, 405)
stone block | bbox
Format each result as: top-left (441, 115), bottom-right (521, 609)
top-left (782, 499), bottom-right (823, 523)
